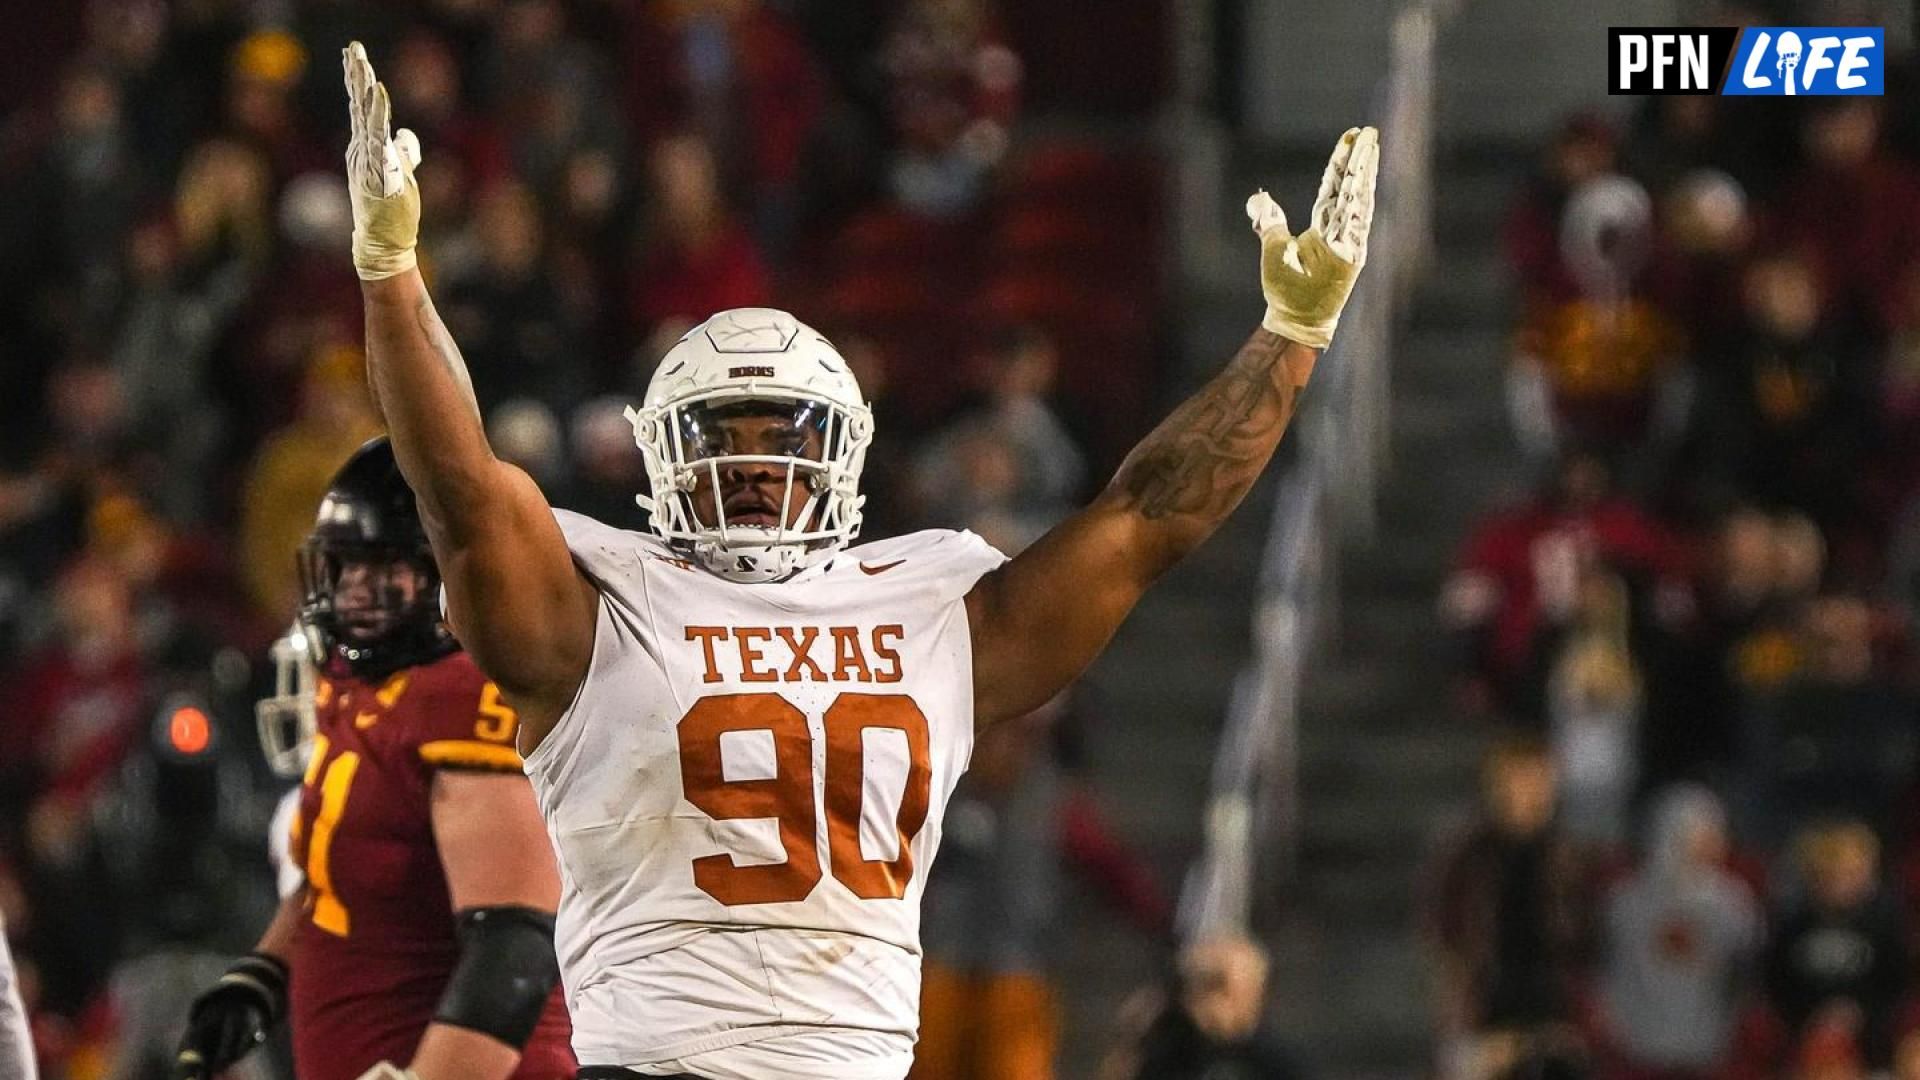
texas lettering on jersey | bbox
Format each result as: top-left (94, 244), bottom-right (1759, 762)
top-left (529, 510), bottom-right (1008, 1067)
top-left (683, 624), bottom-right (906, 684)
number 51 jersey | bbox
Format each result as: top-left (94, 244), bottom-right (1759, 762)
top-left (527, 510), bottom-right (1007, 1070)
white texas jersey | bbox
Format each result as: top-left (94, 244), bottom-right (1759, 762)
top-left (526, 509), bottom-right (1006, 1075)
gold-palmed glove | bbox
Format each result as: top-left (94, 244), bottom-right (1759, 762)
top-left (1246, 126), bottom-right (1379, 350)
top-left (342, 41), bottom-right (422, 280)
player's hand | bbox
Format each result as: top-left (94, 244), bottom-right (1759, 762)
top-left (1245, 125), bottom-right (1379, 350)
top-left (343, 40), bottom-right (423, 280)
top-left (353, 1064), bottom-right (422, 1080)
top-left (173, 953), bottom-right (289, 1079)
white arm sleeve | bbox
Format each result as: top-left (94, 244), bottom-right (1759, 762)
top-left (269, 786), bottom-right (306, 900)
top-left (0, 923), bottom-right (37, 1080)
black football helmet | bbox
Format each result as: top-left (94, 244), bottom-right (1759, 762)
top-left (296, 437), bottom-right (456, 679)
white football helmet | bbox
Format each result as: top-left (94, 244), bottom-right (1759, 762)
top-left (627, 308), bottom-right (873, 583)
top-left (257, 621), bottom-right (319, 778)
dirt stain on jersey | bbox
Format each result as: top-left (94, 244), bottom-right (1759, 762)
top-left (803, 938), bottom-right (857, 972)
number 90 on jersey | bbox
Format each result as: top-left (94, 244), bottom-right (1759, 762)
top-left (676, 692), bottom-right (933, 906)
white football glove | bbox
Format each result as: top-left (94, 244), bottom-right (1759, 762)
top-left (342, 41), bottom-right (423, 280)
top-left (352, 1064), bottom-right (419, 1080)
top-left (1246, 125), bottom-right (1379, 350)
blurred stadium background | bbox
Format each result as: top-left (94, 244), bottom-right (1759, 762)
top-left (2, 1), bottom-right (1920, 1078)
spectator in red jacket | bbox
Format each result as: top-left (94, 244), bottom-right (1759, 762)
top-left (620, 0), bottom-right (825, 248)
top-left (628, 134), bottom-right (770, 340)
top-left (3, 556), bottom-right (149, 821)
top-left (880, 0), bottom-right (1022, 215)
top-left (1504, 113), bottom-right (1620, 308)
top-left (1878, 261), bottom-right (1920, 502)
top-left (392, 30), bottom-right (509, 191)
top-left (1441, 449), bottom-right (1690, 718)
top-left (1771, 99), bottom-right (1920, 332)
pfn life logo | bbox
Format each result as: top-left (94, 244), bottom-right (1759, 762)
top-left (1724, 28), bottom-right (1883, 95)
top-left (1609, 26), bottom-right (1883, 95)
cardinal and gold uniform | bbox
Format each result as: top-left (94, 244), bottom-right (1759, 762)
top-left (289, 650), bottom-right (575, 1080)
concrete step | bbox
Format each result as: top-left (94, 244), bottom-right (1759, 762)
top-left (1296, 808), bottom-right (1442, 880)
top-left (1242, 0), bottom-right (1397, 142)
top-left (1328, 591), bottom-right (1445, 653)
top-left (1374, 468), bottom-right (1518, 529)
top-left (1434, 0), bottom-right (1679, 140)
top-left (1298, 655), bottom-right (1441, 708)
top-left (1406, 248), bottom-right (1512, 329)
top-left (1429, 157), bottom-right (1531, 249)
top-left (1337, 546), bottom-right (1446, 600)
top-left (1301, 725), bottom-right (1483, 795)
top-left (1269, 927), bottom-right (1434, 1062)
top-left (1389, 393), bottom-right (1515, 460)
top-left (1391, 326), bottom-right (1516, 397)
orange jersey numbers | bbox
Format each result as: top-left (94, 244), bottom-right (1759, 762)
top-left (677, 695), bottom-right (822, 906)
top-left (676, 692), bottom-right (933, 906)
top-left (823, 694), bottom-right (932, 900)
top-left (305, 737), bottom-right (363, 936)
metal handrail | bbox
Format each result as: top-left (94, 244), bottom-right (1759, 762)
top-left (1177, 0), bottom-right (1440, 944)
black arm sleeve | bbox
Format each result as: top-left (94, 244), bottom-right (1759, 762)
top-left (433, 906), bottom-right (561, 1048)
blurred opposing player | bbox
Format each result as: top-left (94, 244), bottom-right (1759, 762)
top-left (341, 39), bottom-right (1374, 1080)
top-left (0, 914), bottom-right (33, 1080)
top-left (174, 438), bottom-right (575, 1080)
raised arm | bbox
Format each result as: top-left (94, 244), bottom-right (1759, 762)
top-left (968, 127), bottom-right (1378, 726)
top-left (343, 43), bottom-right (594, 744)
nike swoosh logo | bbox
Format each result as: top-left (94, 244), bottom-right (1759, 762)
top-left (859, 560), bottom-right (905, 576)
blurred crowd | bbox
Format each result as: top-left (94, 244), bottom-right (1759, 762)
top-left (0, 0), bottom-right (1184, 1076)
top-left (1429, 10), bottom-right (1920, 1080)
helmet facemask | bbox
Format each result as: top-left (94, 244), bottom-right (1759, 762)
top-left (297, 542), bottom-right (454, 677)
top-left (631, 389), bottom-right (871, 583)
top-left (257, 622), bottom-right (318, 778)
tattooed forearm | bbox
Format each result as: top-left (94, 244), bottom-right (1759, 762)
top-left (413, 291), bottom-right (482, 425)
top-left (1113, 329), bottom-right (1308, 525)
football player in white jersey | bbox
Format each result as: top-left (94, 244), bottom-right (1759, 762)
top-left (339, 40), bottom-right (1376, 1080)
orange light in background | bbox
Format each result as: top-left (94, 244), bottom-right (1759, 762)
top-left (169, 706), bottom-right (212, 756)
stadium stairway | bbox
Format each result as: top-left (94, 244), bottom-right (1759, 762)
top-left (1228, 3), bottom-right (1665, 1072)
top-left (1054, 137), bottom-right (1535, 1078)
top-left (1042, 4), bottom-right (1673, 1072)
top-left (1259, 137), bottom-right (1533, 1077)
top-left (1044, 132), bottom-right (1536, 1068)
top-left (1273, 136), bottom-right (1540, 1074)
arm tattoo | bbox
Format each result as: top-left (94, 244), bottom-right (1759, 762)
top-left (1116, 330), bottom-right (1302, 522)
top-left (414, 292), bottom-right (482, 424)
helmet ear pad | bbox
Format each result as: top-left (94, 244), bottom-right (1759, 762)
top-left (632, 309), bottom-right (873, 583)
top-left (299, 436), bottom-right (458, 677)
